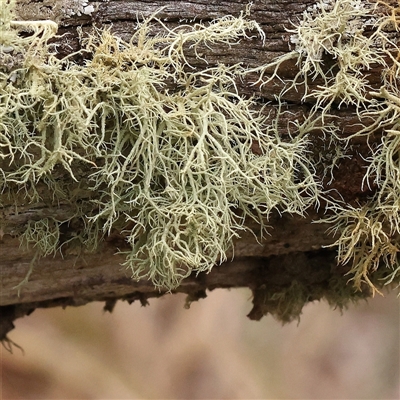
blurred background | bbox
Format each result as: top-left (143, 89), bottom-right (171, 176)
top-left (1, 288), bottom-right (399, 399)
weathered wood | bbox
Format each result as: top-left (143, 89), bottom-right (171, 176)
top-left (0, 213), bottom-right (335, 306)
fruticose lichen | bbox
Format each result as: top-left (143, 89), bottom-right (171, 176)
top-left (0, 0), bottom-right (320, 289)
top-left (265, 0), bottom-right (400, 294)
top-left (2, 0), bottom-right (400, 308)
top-left (250, 0), bottom-right (400, 298)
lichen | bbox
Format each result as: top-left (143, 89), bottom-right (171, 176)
top-left (14, 0), bottom-right (96, 24)
top-left (278, 0), bottom-right (400, 293)
top-left (13, 218), bottom-right (60, 292)
top-left (2, 0), bottom-right (400, 310)
top-left (0, 0), bottom-right (320, 289)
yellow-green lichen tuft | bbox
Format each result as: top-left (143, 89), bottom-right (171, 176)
top-left (0, 0), bottom-right (320, 289)
top-left (290, 0), bottom-right (400, 293)
top-left (249, 0), bottom-right (400, 295)
top-left (3, 0), bottom-right (400, 301)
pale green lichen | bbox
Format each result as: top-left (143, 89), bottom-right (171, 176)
top-left (248, 0), bottom-right (400, 294)
top-left (20, 217), bottom-right (60, 256)
top-left (14, 217), bottom-right (60, 292)
top-left (250, 0), bottom-right (384, 113)
top-left (287, 0), bottom-right (400, 293)
top-left (3, 0), bottom-right (400, 301)
top-left (322, 206), bottom-right (398, 294)
top-left (0, 0), bottom-right (320, 289)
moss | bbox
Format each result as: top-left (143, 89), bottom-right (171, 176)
top-left (249, 276), bottom-right (371, 323)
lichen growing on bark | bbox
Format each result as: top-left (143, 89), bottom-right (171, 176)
top-left (250, 0), bottom-right (400, 298)
top-left (1, 0), bottom-right (400, 319)
top-left (0, 0), bottom-right (320, 289)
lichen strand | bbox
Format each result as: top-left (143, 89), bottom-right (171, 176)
top-left (3, 0), bottom-right (400, 307)
top-left (0, 1), bottom-right (320, 289)
top-left (250, 0), bottom-right (384, 111)
top-left (275, 0), bottom-right (400, 293)
top-left (251, 0), bottom-right (400, 296)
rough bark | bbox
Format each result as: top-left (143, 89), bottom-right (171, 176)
top-left (0, 0), bottom-right (391, 339)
